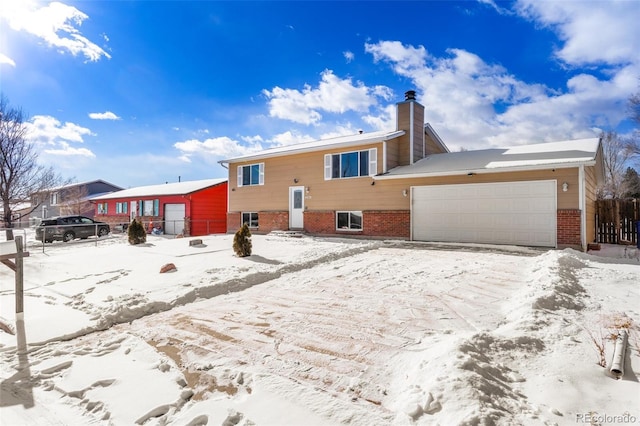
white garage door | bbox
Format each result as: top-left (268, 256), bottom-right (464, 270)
top-left (164, 203), bottom-right (186, 235)
top-left (412, 180), bottom-right (557, 247)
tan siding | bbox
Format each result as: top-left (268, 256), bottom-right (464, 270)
top-left (584, 165), bottom-right (598, 243)
top-left (230, 150), bottom-right (581, 213)
top-left (425, 133), bottom-right (447, 155)
top-left (230, 143), bottom-right (385, 212)
top-left (386, 140), bottom-right (399, 170)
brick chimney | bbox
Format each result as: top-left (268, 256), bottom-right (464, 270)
top-left (396, 90), bottom-right (425, 165)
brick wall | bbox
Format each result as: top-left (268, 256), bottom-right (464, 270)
top-left (363, 210), bottom-right (410, 238)
top-left (259, 211), bottom-right (289, 232)
top-left (227, 211), bottom-right (289, 234)
top-left (227, 212), bottom-right (241, 233)
top-left (557, 209), bottom-right (581, 248)
top-left (304, 211), bottom-right (335, 234)
top-left (304, 210), bottom-right (410, 239)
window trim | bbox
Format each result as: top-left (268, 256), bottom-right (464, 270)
top-left (241, 212), bottom-right (259, 228)
top-left (237, 163), bottom-right (265, 187)
top-left (97, 202), bottom-right (108, 214)
top-left (336, 211), bottom-right (363, 231)
top-left (324, 148), bottom-right (377, 180)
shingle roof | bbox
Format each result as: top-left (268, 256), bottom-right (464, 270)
top-left (90, 178), bottom-right (227, 200)
top-left (376, 137), bottom-right (601, 179)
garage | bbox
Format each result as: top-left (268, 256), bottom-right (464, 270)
top-left (164, 203), bottom-right (186, 235)
top-left (411, 180), bottom-right (557, 247)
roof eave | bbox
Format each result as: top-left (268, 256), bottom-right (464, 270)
top-left (374, 160), bottom-right (597, 180)
top-left (219, 131), bottom-right (405, 165)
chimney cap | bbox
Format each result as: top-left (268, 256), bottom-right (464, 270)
top-left (404, 90), bottom-right (416, 101)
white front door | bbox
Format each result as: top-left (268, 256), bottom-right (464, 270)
top-left (130, 201), bottom-right (137, 222)
top-left (289, 186), bottom-right (304, 229)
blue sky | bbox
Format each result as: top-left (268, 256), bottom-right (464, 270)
top-left (1, 0), bottom-right (638, 188)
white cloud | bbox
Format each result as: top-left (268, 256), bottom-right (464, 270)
top-left (514, 0), bottom-right (640, 67)
top-left (25, 115), bottom-right (96, 157)
top-left (0, 53), bottom-right (16, 67)
top-left (89, 111), bottom-right (121, 120)
top-left (1, 0), bottom-right (110, 62)
top-left (365, 38), bottom-right (635, 149)
top-left (269, 131), bottom-right (314, 147)
top-left (44, 141), bottom-right (95, 157)
top-left (343, 51), bottom-right (355, 63)
top-left (173, 136), bottom-right (264, 162)
top-left (262, 70), bottom-right (392, 125)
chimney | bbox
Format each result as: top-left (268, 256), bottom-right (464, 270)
top-left (396, 90), bottom-right (425, 166)
top-left (404, 90), bottom-right (416, 101)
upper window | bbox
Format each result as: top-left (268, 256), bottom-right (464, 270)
top-left (324, 148), bottom-right (377, 180)
top-left (50, 192), bottom-right (59, 205)
top-left (237, 163), bottom-right (265, 187)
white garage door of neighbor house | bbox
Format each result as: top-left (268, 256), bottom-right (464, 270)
top-left (412, 180), bottom-right (557, 247)
top-left (164, 203), bottom-right (186, 235)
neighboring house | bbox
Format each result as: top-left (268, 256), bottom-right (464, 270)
top-left (1, 202), bottom-right (31, 229)
top-left (90, 179), bottom-right (228, 236)
top-left (29, 180), bottom-right (123, 225)
top-left (219, 90), bottom-right (604, 250)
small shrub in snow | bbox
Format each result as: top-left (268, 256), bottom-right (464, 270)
top-left (233, 223), bottom-right (252, 257)
top-left (128, 219), bottom-right (147, 245)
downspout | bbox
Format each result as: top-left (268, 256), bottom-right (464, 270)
top-left (579, 165), bottom-right (586, 251)
top-left (610, 329), bottom-right (628, 378)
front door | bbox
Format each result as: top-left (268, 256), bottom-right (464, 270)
top-left (130, 201), bottom-right (137, 222)
top-left (289, 186), bottom-right (304, 229)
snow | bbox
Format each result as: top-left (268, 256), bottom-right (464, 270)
top-left (90, 178), bottom-right (227, 200)
top-left (1, 232), bottom-right (639, 425)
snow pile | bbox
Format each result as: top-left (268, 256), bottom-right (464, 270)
top-left (1, 233), bottom-right (638, 425)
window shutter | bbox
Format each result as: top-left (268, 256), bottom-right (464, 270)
top-left (237, 166), bottom-right (243, 187)
top-left (324, 154), bottom-right (332, 180)
top-left (154, 199), bottom-right (159, 216)
top-left (259, 163), bottom-right (265, 185)
top-left (368, 148), bottom-right (377, 176)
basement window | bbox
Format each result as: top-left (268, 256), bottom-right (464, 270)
top-left (242, 212), bottom-right (259, 228)
top-left (336, 211), bottom-right (362, 231)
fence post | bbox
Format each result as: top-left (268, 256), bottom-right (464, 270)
top-left (15, 236), bottom-right (24, 314)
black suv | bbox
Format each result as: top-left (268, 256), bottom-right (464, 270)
top-left (36, 215), bottom-right (110, 243)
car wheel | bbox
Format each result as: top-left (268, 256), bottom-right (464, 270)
top-left (98, 227), bottom-right (109, 237)
top-left (63, 231), bottom-right (75, 242)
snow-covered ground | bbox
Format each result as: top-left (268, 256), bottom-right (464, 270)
top-left (0, 232), bottom-right (639, 425)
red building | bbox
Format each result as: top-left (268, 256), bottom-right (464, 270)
top-left (91, 179), bottom-right (228, 236)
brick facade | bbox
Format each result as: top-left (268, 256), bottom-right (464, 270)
top-left (304, 210), bottom-right (410, 238)
top-left (227, 211), bottom-right (289, 234)
top-left (557, 209), bottom-right (581, 248)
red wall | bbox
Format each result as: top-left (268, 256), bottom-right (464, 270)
top-left (188, 182), bottom-right (228, 235)
top-left (94, 181), bottom-right (228, 236)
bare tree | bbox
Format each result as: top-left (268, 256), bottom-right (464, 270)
top-left (0, 95), bottom-right (66, 240)
top-left (59, 185), bottom-right (92, 216)
top-left (627, 88), bottom-right (640, 158)
top-left (598, 131), bottom-right (635, 199)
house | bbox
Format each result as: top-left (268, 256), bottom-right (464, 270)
top-left (90, 179), bottom-right (228, 236)
top-left (29, 180), bottom-right (123, 225)
top-left (219, 91), bottom-right (604, 250)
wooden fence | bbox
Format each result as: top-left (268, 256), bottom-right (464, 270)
top-left (595, 199), bottom-right (639, 244)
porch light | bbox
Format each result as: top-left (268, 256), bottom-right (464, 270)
top-left (402, 189), bottom-right (408, 197)
top-left (294, 178), bottom-right (299, 183)
top-left (562, 182), bottom-right (569, 192)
